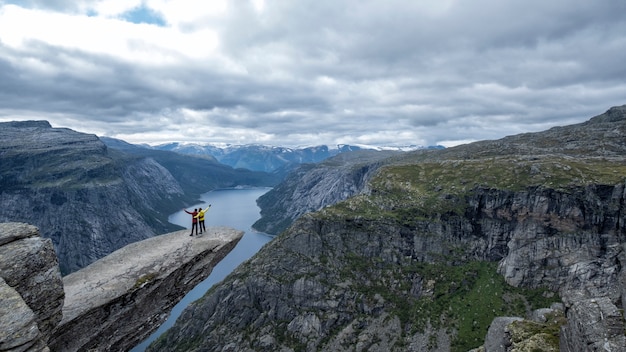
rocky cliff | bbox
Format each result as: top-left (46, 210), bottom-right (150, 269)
top-left (149, 105), bottom-right (626, 351)
top-left (0, 221), bottom-right (243, 352)
top-left (0, 121), bottom-right (186, 274)
top-left (253, 150), bottom-right (401, 235)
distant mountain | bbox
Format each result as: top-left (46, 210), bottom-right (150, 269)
top-left (150, 142), bottom-right (444, 173)
top-left (100, 137), bottom-right (280, 195)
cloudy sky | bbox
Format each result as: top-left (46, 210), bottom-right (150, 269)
top-left (0, 0), bottom-right (625, 147)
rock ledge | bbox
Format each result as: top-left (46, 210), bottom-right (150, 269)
top-left (49, 226), bottom-right (243, 351)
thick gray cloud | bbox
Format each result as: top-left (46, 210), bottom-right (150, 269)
top-left (0, 0), bottom-right (625, 147)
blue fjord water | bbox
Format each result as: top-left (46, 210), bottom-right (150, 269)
top-left (131, 187), bottom-right (274, 351)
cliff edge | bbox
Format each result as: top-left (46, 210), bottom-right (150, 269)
top-left (0, 222), bottom-right (243, 352)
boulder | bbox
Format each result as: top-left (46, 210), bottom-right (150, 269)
top-left (0, 222), bottom-right (63, 350)
top-left (484, 317), bottom-right (523, 352)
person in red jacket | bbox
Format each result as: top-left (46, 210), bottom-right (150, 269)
top-left (183, 208), bottom-right (199, 236)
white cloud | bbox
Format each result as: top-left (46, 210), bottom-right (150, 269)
top-left (0, 0), bottom-right (625, 147)
top-left (0, 4), bottom-right (219, 64)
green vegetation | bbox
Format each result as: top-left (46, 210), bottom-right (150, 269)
top-left (378, 157), bottom-right (626, 199)
top-left (308, 151), bottom-right (626, 350)
top-left (322, 156), bottom-right (626, 223)
top-left (508, 311), bottom-right (567, 351)
top-left (340, 257), bottom-right (559, 352)
top-left (133, 272), bottom-right (158, 289)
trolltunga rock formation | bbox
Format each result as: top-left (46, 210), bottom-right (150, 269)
top-left (0, 221), bottom-right (242, 352)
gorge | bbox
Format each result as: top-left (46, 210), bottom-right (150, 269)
top-left (1, 105), bottom-right (626, 351)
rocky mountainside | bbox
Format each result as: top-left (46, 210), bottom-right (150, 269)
top-left (253, 150), bottom-right (402, 235)
top-left (149, 105), bottom-right (626, 351)
top-left (49, 226), bottom-right (243, 352)
top-left (0, 122), bottom-right (276, 274)
top-left (101, 137), bottom-right (280, 195)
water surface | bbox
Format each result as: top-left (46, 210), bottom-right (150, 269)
top-left (132, 187), bottom-right (273, 351)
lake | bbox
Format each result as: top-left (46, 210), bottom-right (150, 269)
top-left (131, 187), bottom-right (274, 351)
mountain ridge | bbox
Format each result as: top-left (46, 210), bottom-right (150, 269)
top-left (148, 141), bottom-right (443, 173)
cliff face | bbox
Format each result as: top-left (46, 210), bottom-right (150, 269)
top-left (149, 184), bottom-right (626, 351)
top-left (49, 226), bottom-right (243, 352)
top-left (253, 150), bottom-right (400, 235)
top-left (151, 105), bottom-right (626, 351)
top-left (0, 121), bottom-right (188, 274)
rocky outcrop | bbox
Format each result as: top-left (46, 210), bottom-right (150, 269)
top-left (0, 222), bottom-right (63, 352)
top-left (483, 317), bottom-right (524, 352)
top-left (150, 180), bottom-right (626, 351)
top-left (479, 304), bottom-right (566, 352)
top-left (559, 295), bottom-right (626, 352)
top-left (0, 221), bottom-right (243, 352)
top-left (49, 226), bottom-right (243, 352)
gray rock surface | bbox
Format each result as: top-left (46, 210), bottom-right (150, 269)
top-left (49, 226), bottom-right (243, 352)
top-left (0, 221), bottom-right (243, 352)
top-left (0, 277), bottom-right (47, 352)
top-left (253, 150), bottom-right (398, 235)
top-left (484, 317), bottom-right (523, 352)
top-left (0, 222), bottom-right (63, 350)
top-left (560, 295), bottom-right (626, 352)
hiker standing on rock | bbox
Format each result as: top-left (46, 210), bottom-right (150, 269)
top-left (183, 208), bottom-right (199, 236)
top-left (194, 205), bottom-right (211, 234)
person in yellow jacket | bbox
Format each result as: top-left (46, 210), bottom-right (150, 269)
top-left (194, 205), bottom-right (211, 234)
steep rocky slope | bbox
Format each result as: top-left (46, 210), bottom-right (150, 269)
top-left (0, 121), bottom-right (186, 273)
top-left (101, 137), bottom-right (280, 195)
top-left (149, 105), bottom-right (626, 351)
top-left (253, 150), bottom-right (401, 235)
top-left (50, 226), bottom-right (243, 352)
